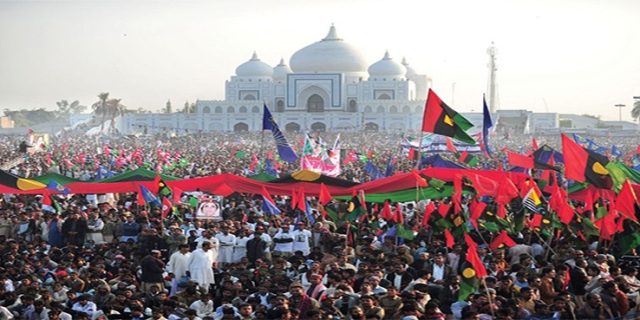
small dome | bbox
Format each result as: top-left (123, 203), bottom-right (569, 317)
top-left (368, 51), bottom-right (406, 78)
top-left (273, 58), bottom-right (292, 80)
top-left (290, 25), bottom-right (368, 74)
top-left (235, 52), bottom-right (273, 77)
top-left (401, 57), bottom-right (417, 79)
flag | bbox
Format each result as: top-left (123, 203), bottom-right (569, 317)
top-left (421, 202), bottom-right (435, 228)
top-left (318, 183), bottom-right (333, 205)
top-left (458, 151), bottom-right (479, 167)
top-left (446, 138), bottom-right (457, 153)
top-left (47, 180), bottom-right (71, 196)
top-left (305, 200), bottom-right (316, 225)
top-left (615, 180), bottom-right (639, 222)
top-left (263, 104), bottom-right (298, 163)
top-left (421, 89), bottom-right (475, 144)
top-left (261, 186), bottom-right (281, 215)
top-left (482, 95), bottom-right (493, 155)
top-left (381, 201), bottom-right (393, 221)
top-left (158, 179), bottom-right (172, 198)
top-left (384, 157), bottom-right (395, 177)
top-left (444, 228), bottom-right (455, 248)
top-left (507, 151), bottom-right (534, 169)
top-left (346, 195), bottom-right (364, 222)
top-left (612, 145), bottom-right (623, 158)
top-left (139, 185), bottom-right (161, 206)
top-left (161, 197), bottom-right (173, 219)
top-left (561, 134), bottom-right (611, 188)
top-left (523, 187), bottom-right (542, 212)
top-left (464, 233), bottom-right (488, 278)
top-left (489, 231), bottom-right (517, 250)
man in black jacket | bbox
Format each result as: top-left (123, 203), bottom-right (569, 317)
top-left (140, 250), bottom-right (166, 293)
top-left (246, 226), bottom-right (268, 266)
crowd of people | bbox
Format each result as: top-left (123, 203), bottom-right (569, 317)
top-left (0, 129), bottom-right (638, 320)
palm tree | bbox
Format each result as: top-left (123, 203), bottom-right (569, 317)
top-left (92, 92), bottom-right (110, 132)
top-left (632, 99), bottom-right (640, 124)
top-left (106, 98), bottom-right (126, 133)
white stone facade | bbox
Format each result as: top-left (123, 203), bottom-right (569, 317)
top-left (121, 25), bottom-right (432, 134)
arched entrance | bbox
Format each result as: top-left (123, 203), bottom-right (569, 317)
top-left (364, 122), bottom-right (379, 131)
top-left (310, 122), bottom-right (326, 132)
top-left (285, 122), bottom-right (301, 132)
top-left (307, 94), bottom-right (325, 112)
top-left (233, 122), bottom-right (249, 132)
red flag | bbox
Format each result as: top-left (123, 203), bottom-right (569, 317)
top-left (529, 214), bottom-right (543, 228)
top-left (446, 138), bottom-right (456, 153)
top-left (464, 233), bottom-right (488, 278)
top-left (172, 186), bottom-right (183, 203)
top-left (557, 202), bottom-right (575, 224)
top-left (319, 183), bottom-right (332, 205)
top-left (489, 231), bottom-right (517, 251)
top-left (457, 151), bottom-right (469, 163)
top-left (471, 174), bottom-right (498, 197)
top-left (296, 188), bottom-right (306, 211)
top-left (161, 197), bottom-right (172, 219)
top-left (532, 137), bottom-right (539, 150)
top-left (381, 201), bottom-right (393, 220)
top-left (595, 207), bottom-right (617, 240)
top-left (507, 151), bottom-right (534, 169)
top-left (290, 189), bottom-right (299, 211)
top-left (469, 199), bottom-right (487, 229)
top-left (412, 170), bottom-right (428, 187)
top-left (422, 202), bottom-right (435, 228)
top-left (495, 176), bottom-right (519, 206)
top-left (561, 134), bottom-right (611, 188)
top-left (42, 192), bottom-right (52, 206)
top-left (394, 203), bottom-right (404, 224)
top-left (444, 229), bottom-right (455, 249)
top-left (453, 175), bottom-right (463, 214)
top-left (616, 180), bottom-right (639, 222)
top-left (437, 202), bottom-right (451, 218)
top-left (137, 191), bottom-right (145, 206)
top-left (407, 148), bottom-right (416, 161)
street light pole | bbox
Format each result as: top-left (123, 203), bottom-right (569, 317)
top-left (614, 104), bottom-right (626, 122)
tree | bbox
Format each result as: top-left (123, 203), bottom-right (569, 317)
top-left (92, 92), bottom-right (110, 132)
top-left (183, 101), bottom-right (189, 113)
top-left (91, 93), bottom-right (126, 134)
top-left (189, 102), bottom-right (196, 113)
top-left (164, 100), bottom-right (172, 113)
top-left (632, 100), bottom-right (640, 123)
top-left (56, 100), bottom-right (87, 116)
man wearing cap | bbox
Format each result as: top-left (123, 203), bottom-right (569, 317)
top-left (141, 250), bottom-right (166, 293)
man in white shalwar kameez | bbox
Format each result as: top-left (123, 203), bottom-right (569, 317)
top-left (215, 227), bottom-right (236, 267)
top-left (167, 244), bottom-right (192, 280)
top-left (187, 241), bottom-right (215, 293)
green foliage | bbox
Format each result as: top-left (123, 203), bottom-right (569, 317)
top-left (3, 108), bottom-right (58, 127)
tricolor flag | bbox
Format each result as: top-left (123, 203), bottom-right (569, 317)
top-left (523, 187), bottom-right (542, 213)
top-left (421, 89), bottom-right (475, 144)
top-left (261, 186), bottom-right (281, 215)
top-left (561, 134), bottom-right (612, 188)
top-left (263, 104), bottom-right (298, 163)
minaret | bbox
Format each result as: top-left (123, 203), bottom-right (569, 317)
top-left (487, 42), bottom-right (498, 113)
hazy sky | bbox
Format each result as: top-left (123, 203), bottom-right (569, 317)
top-left (1, 0), bottom-right (639, 120)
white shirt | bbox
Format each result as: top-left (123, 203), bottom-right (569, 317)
top-left (433, 264), bottom-right (445, 281)
top-left (189, 299), bottom-right (214, 318)
top-left (166, 251), bottom-right (192, 279)
top-left (291, 228), bottom-right (312, 255)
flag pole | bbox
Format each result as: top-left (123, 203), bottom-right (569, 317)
top-left (259, 101), bottom-right (266, 167)
top-left (414, 130), bottom-right (424, 169)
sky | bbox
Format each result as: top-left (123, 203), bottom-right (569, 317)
top-left (0, 0), bottom-right (639, 120)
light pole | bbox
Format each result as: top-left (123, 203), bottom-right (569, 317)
top-left (614, 104), bottom-right (626, 122)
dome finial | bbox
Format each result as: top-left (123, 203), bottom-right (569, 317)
top-left (278, 57), bottom-right (286, 66)
top-left (251, 51), bottom-right (259, 60)
top-left (323, 24), bottom-right (341, 41)
top-left (401, 57), bottom-right (408, 65)
top-left (383, 50), bottom-right (391, 60)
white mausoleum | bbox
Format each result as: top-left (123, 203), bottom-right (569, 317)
top-left (123, 25), bottom-right (432, 133)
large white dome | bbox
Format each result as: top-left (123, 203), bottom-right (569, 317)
top-left (368, 51), bottom-right (406, 78)
top-left (235, 52), bottom-right (273, 77)
top-left (290, 25), bottom-right (368, 74)
top-left (273, 58), bottom-right (292, 81)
